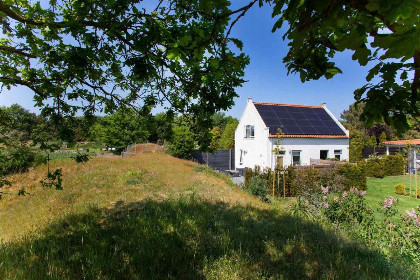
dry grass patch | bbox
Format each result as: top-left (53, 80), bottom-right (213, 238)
top-left (0, 152), bottom-right (261, 242)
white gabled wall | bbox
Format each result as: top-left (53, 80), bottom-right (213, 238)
top-left (269, 137), bottom-right (349, 169)
top-left (235, 100), bottom-right (350, 170)
top-left (235, 98), bottom-right (270, 170)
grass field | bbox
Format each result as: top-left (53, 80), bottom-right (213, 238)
top-left (0, 149), bottom-right (418, 279)
top-left (366, 176), bottom-right (420, 220)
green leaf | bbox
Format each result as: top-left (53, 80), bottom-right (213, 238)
top-left (166, 49), bottom-right (181, 60)
top-left (366, 63), bottom-right (382, 81)
top-left (352, 47), bottom-right (371, 66)
top-left (230, 38), bottom-right (243, 50)
top-left (178, 35), bottom-right (191, 47)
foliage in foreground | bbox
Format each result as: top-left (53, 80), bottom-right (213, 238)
top-left (321, 188), bottom-right (420, 266)
top-left (0, 195), bottom-right (415, 280)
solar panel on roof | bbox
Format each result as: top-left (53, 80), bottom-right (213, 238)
top-left (254, 103), bottom-right (346, 136)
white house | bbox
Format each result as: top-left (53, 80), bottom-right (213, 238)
top-left (235, 98), bottom-right (349, 170)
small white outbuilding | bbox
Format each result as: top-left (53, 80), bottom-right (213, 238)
top-left (235, 98), bottom-right (349, 171)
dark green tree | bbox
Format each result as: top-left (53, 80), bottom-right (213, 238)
top-left (168, 125), bottom-right (195, 159)
top-left (101, 108), bottom-right (150, 152)
top-left (148, 112), bottom-right (174, 144)
top-left (219, 119), bottom-right (238, 149)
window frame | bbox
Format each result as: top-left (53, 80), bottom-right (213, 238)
top-left (334, 150), bottom-right (342, 160)
top-left (320, 150), bottom-right (329, 160)
top-left (292, 150), bottom-right (301, 166)
top-left (244, 125), bottom-right (255, 139)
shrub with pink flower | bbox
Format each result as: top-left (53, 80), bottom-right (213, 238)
top-left (406, 209), bottom-right (420, 227)
top-left (383, 196), bottom-right (397, 210)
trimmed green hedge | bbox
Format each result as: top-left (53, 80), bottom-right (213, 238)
top-left (363, 154), bottom-right (405, 178)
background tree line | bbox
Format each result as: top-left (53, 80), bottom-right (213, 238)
top-left (340, 102), bottom-right (420, 162)
top-left (0, 104), bottom-right (239, 165)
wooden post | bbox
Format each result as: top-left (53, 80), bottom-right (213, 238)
top-left (272, 169), bottom-right (275, 197)
top-left (415, 166), bottom-right (418, 199)
top-left (283, 169), bottom-right (286, 198)
top-left (277, 170), bottom-right (280, 197)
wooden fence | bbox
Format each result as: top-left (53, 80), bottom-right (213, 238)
top-left (362, 147), bottom-right (402, 158)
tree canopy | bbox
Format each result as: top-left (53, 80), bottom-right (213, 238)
top-left (1, 0), bottom-right (419, 139)
top-left (0, 0), bottom-right (249, 142)
top-left (269, 0), bottom-right (420, 131)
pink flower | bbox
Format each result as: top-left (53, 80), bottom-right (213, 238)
top-left (350, 187), bottom-right (359, 194)
top-left (383, 196), bottom-right (397, 210)
top-left (360, 191), bottom-right (367, 197)
top-left (321, 186), bottom-right (329, 194)
top-left (406, 209), bottom-right (420, 227)
top-left (322, 202), bottom-right (329, 209)
top-left (406, 209), bottom-right (417, 219)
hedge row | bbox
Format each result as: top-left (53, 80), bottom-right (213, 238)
top-left (244, 163), bottom-right (366, 199)
top-left (362, 154), bottom-right (405, 178)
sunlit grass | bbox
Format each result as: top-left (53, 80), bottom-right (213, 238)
top-left (0, 147), bottom-right (417, 279)
top-left (366, 176), bottom-right (420, 220)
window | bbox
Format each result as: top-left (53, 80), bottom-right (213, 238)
top-left (292, 150), bottom-right (301, 166)
top-left (239, 149), bottom-right (246, 165)
top-left (245, 125), bottom-right (254, 138)
top-left (334, 150), bottom-right (342, 160)
top-left (320, 150), bottom-right (329, 160)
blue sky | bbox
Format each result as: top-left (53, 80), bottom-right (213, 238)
top-left (0, 2), bottom-right (372, 120)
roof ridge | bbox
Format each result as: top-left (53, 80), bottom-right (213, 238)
top-left (253, 101), bottom-right (323, 108)
top-left (269, 134), bottom-right (349, 138)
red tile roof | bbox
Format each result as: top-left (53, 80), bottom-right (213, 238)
top-left (383, 139), bottom-right (420, 146)
top-left (269, 134), bottom-right (349, 138)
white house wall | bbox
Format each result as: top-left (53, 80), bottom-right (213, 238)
top-left (269, 137), bottom-right (350, 169)
top-left (235, 99), bottom-right (270, 170)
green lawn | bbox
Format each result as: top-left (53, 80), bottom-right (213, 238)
top-left (366, 176), bottom-right (420, 219)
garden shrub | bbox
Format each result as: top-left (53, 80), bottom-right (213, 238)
top-left (363, 154), bottom-right (405, 178)
top-left (0, 146), bottom-right (41, 176)
top-left (383, 154), bottom-right (405, 176)
top-left (364, 158), bottom-right (385, 178)
top-left (337, 164), bottom-right (367, 191)
top-left (395, 183), bottom-right (405, 195)
top-left (246, 176), bottom-right (269, 201)
top-left (244, 163), bottom-right (367, 199)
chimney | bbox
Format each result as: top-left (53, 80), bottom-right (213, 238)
top-left (247, 97), bottom-right (252, 103)
top-left (321, 102), bottom-right (326, 107)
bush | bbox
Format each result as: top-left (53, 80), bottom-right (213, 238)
top-left (364, 158), bottom-right (385, 178)
top-left (337, 164), bottom-right (367, 191)
top-left (383, 154), bottom-right (405, 176)
top-left (0, 146), bottom-right (41, 176)
top-left (395, 183), bottom-right (405, 195)
top-left (244, 163), bottom-right (367, 198)
top-left (246, 176), bottom-right (269, 201)
top-left (364, 154), bottom-right (405, 178)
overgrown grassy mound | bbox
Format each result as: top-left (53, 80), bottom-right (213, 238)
top-left (0, 151), bottom-right (416, 279)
